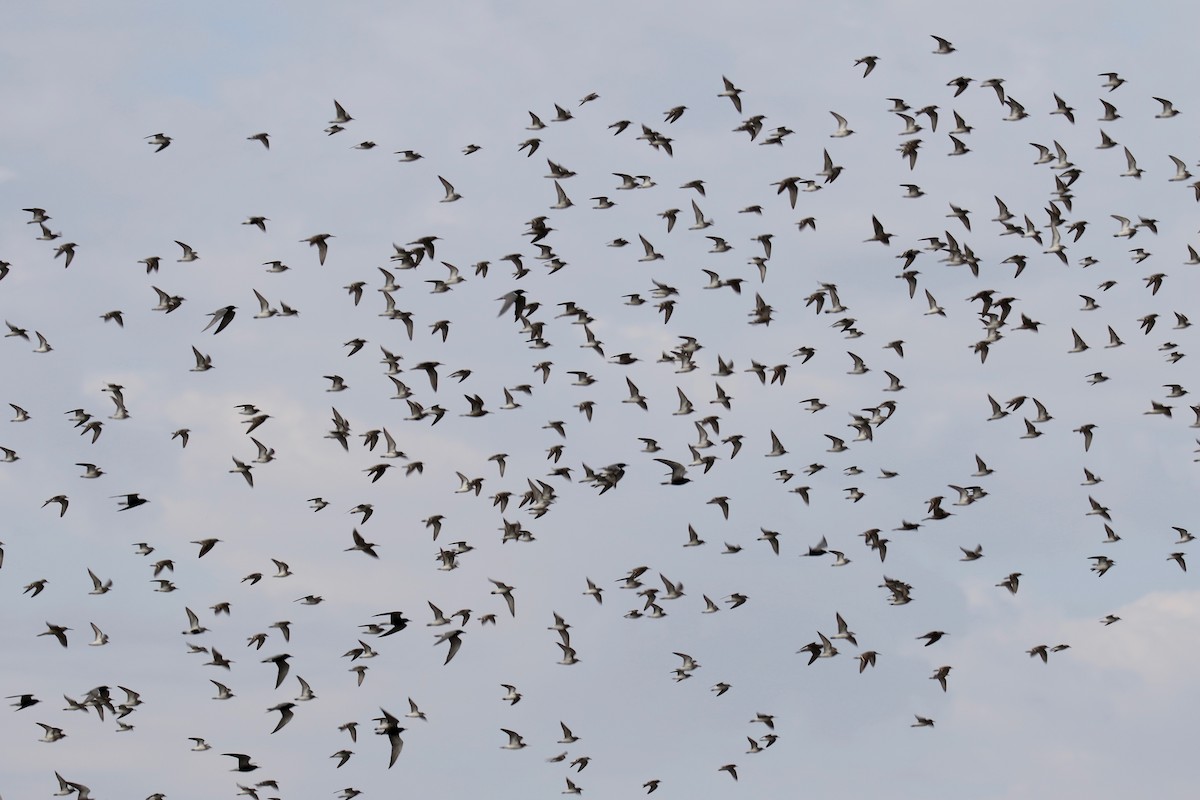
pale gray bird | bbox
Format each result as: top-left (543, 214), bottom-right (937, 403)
top-left (438, 176), bottom-right (462, 202)
top-left (1154, 97), bottom-right (1180, 118)
top-left (500, 728), bottom-right (527, 749)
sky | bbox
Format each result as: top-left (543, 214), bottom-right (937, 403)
top-left (2, 2), bottom-right (1199, 798)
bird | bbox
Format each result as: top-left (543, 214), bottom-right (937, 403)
top-left (38, 723), bottom-right (67, 742)
top-left (86, 568), bottom-right (112, 594)
top-left (172, 240), bottom-right (200, 263)
top-left (1121, 146), bottom-right (1144, 178)
top-left (48, 239), bottom-right (78, 267)
top-left (146, 132), bottom-right (172, 151)
top-left (8, 693), bottom-right (39, 710)
top-left (438, 176), bottom-right (462, 202)
top-left (718, 76), bottom-right (743, 112)
top-left (230, 457), bottom-right (254, 487)
top-left (268, 702), bottom-right (296, 733)
top-left (42, 495), bottom-right (69, 516)
top-left (38, 622), bottom-right (70, 647)
top-left (435, 629), bottom-right (464, 664)
top-left (202, 306), bottom-right (237, 335)
top-left (1154, 97), bottom-right (1180, 118)
top-left (262, 653), bottom-right (292, 689)
top-left (490, 579), bottom-right (516, 616)
top-left (501, 728), bottom-right (527, 749)
top-left (190, 346), bottom-right (213, 371)
top-left (346, 529), bottom-right (380, 558)
top-left (1074, 424), bottom-right (1098, 452)
top-left (865, 215), bottom-right (893, 244)
top-left (637, 234), bottom-right (663, 262)
top-left (224, 753), bottom-right (258, 772)
top-left (917, 631), bottom-right (947, 646)
top-left (854, 55), bottom-right (879, 77)
top-left (960, 544), bottom-right (985, 562)
top-left (997, 573), bottom-right (1022, 594)
top-left (655, 459), bottom-right (690, 485)
top-left (925, 289), bottom-right (945, 316)
top-left (329, 99), bottom-right (353, 124)
top-left (302, 233), bottom-right (334, 265)
top-left (376, 611), bottom-right (410, 637)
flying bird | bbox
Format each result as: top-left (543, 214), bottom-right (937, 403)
top-left (438, 176), bottom-right (462, 202)
top-left (931, 35), bottom-right (955, 54)
top-left (302, 233), bottom-right (334, 265)
top-left (146, 132), bottom-right (172, 151)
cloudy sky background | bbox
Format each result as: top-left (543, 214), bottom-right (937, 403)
top-left (2, 2), bottom-right (1199, 798)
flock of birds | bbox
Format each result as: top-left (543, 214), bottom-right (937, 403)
top-left (4, 33), bottom-right (1200, 799)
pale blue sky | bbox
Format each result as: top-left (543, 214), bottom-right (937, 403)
top-left (2, 2), bottom-right (1198, 798)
